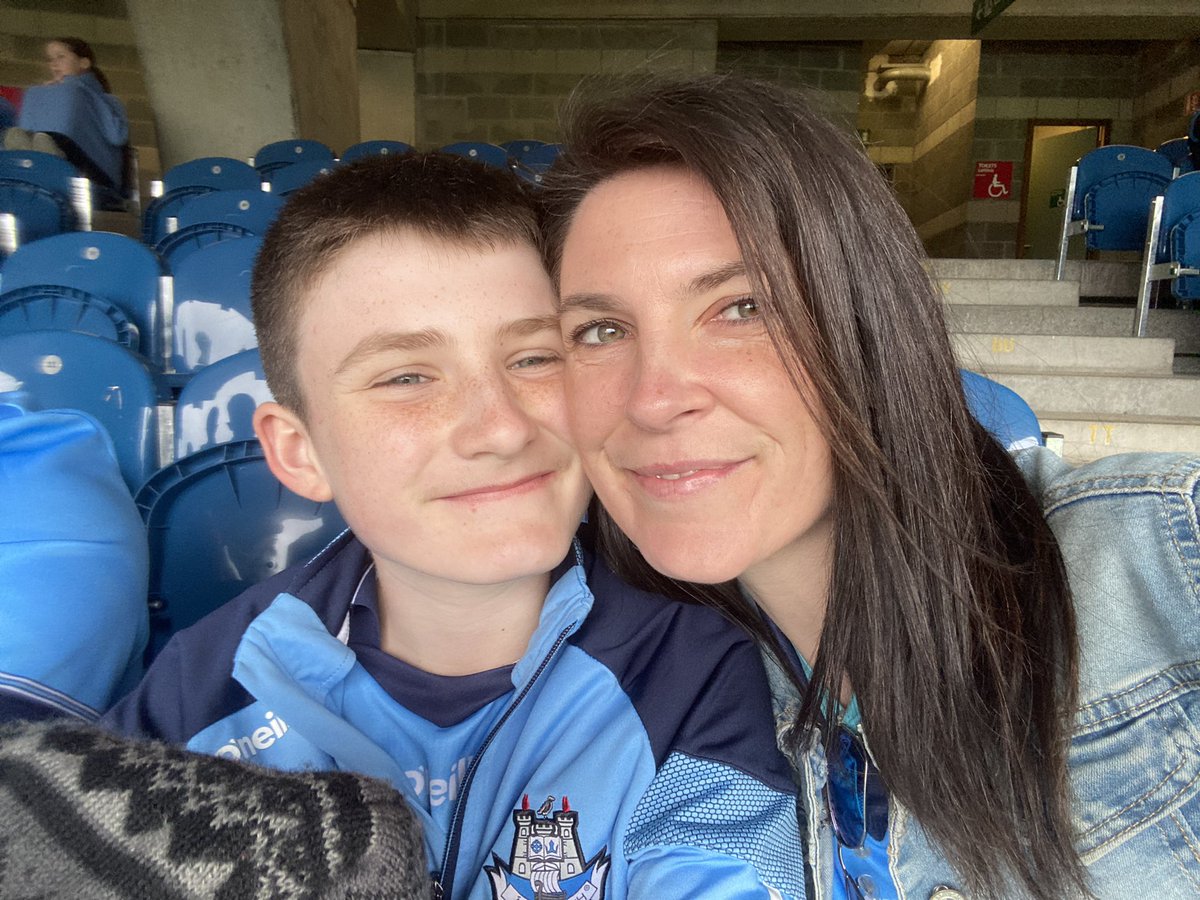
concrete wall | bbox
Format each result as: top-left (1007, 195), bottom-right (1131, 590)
top-left (415, 18), bottom-right (717, 146)
top-left (359, 49), bottom-right (416, 144)
top-left (126, 0), bottom-right (296, 167)
top-left (908, 40), bottom-right (980, 258)
top-left (282, 0), bottom-right (360, 154)
top-left (969, 41), bottom-right (1139, 258)
top-left (715, 41), bottom-right (860, 130)
top-left (1133, 40), bottom-right (1200, 150)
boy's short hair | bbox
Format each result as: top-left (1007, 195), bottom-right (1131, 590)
top-left (251, 151), bottom-right (542, 416)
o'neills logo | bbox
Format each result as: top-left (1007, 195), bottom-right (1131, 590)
top-left (215, 710), bottom-right (290, 760)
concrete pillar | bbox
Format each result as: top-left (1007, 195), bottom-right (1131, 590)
top-left (126, 0), bottom-right (358, 167)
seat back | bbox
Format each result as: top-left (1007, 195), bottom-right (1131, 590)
top-left (136, 439), bottom-right (347, 655)
top-left (163, 156), bottom-right (262, 195)
top-left (500, 139), bottom-right (548, 160)
top-left (170, 236), bottom-right (261, 374)
top-left (1157, 138), bottom-right (1195, 174)
top-left (266, 158), bottom-right (337, 197)
top-left (0, 231), bottom-right (162, 361)
top-left (439, 141), bottom-right (510, 170)
top-left (0, 285), bottom-right (139, 349)
top-left (340, 140), bottom-right (412, 162)
top-left (960, 370), bottom-right (1042, 453)
top-left (1162, 171), bottom-right (1200, 303)
top-left (174, 347), bottom-right (272, 457)
top-left (253, 139), bottom-right (335, 177)
top-left (144, 157), bottom-right (263, 245)
top-left (0, 149), bottom-right (81, 245)
top-left (173, 188), bottom-right (284, 234)
top-left (155, 189), bottom-right (282, 269)
top-left (0, 329), bottom-right (159, 492)
top-left (1076, 146), bottom-right (1173, 251)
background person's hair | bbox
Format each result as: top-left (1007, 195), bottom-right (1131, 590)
top-left (51, 37), bottom-right (110, 93)
top-left (251, 151), bottom-right (542, 417)
top-left (541, 74), bottom-right (1083, 900)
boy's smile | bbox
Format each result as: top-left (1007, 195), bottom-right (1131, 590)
top-left (266, 228), bottom-right (591, 597)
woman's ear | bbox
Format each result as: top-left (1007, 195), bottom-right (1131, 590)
top-left (253, 402), bottom-right (334, 502)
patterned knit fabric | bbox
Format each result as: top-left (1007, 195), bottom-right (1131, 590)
top-left (0, 720), bottom-right (430, 899)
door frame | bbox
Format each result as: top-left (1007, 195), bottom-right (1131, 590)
top-left (1016, 119), bottom-right (1110, 259)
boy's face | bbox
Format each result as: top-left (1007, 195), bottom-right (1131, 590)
top-left (266, 229), bottom-right (590, 591)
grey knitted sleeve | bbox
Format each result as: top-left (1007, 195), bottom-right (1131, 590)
top-left (0, 720), bottom-right (430, 899)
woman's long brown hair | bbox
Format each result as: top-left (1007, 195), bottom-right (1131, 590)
top-left (541, 74), bottom-right (1085, 900)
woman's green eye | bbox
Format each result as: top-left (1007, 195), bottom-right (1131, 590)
top-left (575, 322), bottom-right (628, 344)
top-left (721, 298), bottom-right (759, 320)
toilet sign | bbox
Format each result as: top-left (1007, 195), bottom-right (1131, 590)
top-left (973, 160), bottom-right (1013, 199)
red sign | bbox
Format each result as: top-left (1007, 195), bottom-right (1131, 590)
top-left (1187, 91), bottom-right (1200, 115)
top-left (973, 160), bottom-right (1013, 200)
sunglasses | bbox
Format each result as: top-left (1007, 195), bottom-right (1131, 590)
top-left (826, 723), bottom-right (890, 899)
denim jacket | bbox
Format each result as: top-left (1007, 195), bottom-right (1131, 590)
top-left (766, 449), bottom-right (1200, 900)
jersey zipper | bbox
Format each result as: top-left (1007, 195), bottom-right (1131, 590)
top-left (431, 622), bottom-right (576, 900)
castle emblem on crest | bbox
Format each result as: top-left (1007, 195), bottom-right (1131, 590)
top-left (486, 794), bottom-right (609, 900)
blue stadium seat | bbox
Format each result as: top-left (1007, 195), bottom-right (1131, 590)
top-left (169, 236), bottom-right (260, 374)
top-left (0, 329), bottom-right (159, 492)
top-left (500, 139), bottom-right (547, 160)
top-left (0, 285), bottom-right (138, 349)
top-left (0, 231), bottom-right (164, 365)
top-left (266, 158), bottom-right (337, 197)
top-left (440, 141), bottom-right (510, 170)
top-left (253, 139), bottom-right (335, 179)
top-left (155, 189), bottom-right (283, 270)
top-left (960, 370), bottom-right (1042, 452)
top-left (0, 149), bottom-right (88, 251)
top-left (174, 348), bottom-right (272, 458)
top-left (136, 438), bottom-right (347, 657)
top-left (1156, 138), bottom-right (1195, 176)
top-left (142, 156), bottom-right (262, 246)
top-left (341, 140), bottom-right (412, 162)
top-left (1134, 170), bottom-right (1200, 318)
top-left (512, 142), bottom-right (563, 185)
top-left (1055, 145), bottom-right (1174, 279)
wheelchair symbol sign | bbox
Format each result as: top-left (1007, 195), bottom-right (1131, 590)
top-left (973, 161), bottom-right (1013, 200)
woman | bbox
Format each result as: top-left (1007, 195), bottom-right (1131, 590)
top-left (4, 37), bottom-right (129, 193)
top-left (540, 74), bottom-right (1200, 900)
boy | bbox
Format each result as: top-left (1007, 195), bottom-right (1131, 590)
top-left (105, 153), bottom-right (803, 900)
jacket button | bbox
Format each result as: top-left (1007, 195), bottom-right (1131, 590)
top-left (929, 888), bottom-right (966, 900)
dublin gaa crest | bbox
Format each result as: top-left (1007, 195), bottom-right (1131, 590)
top-left (486, 794), bottom-right (610, 900)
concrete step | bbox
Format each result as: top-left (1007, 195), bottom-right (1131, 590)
top-left (989, 372), bottom-right (1200, 420)
top-left (927, 258), bottom-right (1140, 297)
top-left (952, 333), bottom-right (1175, 376)
top-left (1039, 416), bottom-right (1200, 462)
top-left (936, 277), bottom-right (1079, 307)
top-left (945, 306), bottom-right (1200, 354)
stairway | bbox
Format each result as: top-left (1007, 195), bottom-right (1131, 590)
top-left (930, 259), bottom-right (1200, 463)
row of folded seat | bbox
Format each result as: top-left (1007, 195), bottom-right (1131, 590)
top-left (1056, 111), bottom-right (1200, 313)
top-left (0, 328), bottom-right (347, 659)
top-left (0, 136), bottom-right (563, 257)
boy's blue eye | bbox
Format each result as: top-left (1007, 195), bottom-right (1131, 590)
top-left (512, 353), bottom-right (558, 369)
top-left (384, 373), bottom-right (428, 386)
top-left (572, 321), bottom-right (627, 345)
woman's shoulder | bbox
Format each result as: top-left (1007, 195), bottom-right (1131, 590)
top-left (1016, 446), bottom-right (1200, 515)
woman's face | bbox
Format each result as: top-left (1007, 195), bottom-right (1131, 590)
top-left (557, 165), bottom-right (835, 592)
top-left (45, 42), bottom-right (89, 82)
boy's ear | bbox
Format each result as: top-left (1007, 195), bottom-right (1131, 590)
top-left (253, 401), bottom-right (334, 502)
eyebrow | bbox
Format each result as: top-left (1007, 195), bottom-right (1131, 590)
top-left (336, 329), bottom-right (445, 375)
top-left (559, 261), bottom-right (749, 314)
top-left (334, 316), bottom-right (561, 375)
